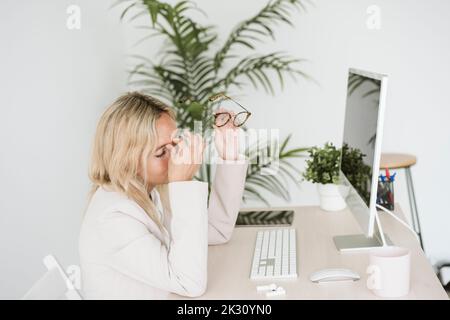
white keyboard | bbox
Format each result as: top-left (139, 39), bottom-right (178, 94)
top-left (250, 228), bottom-right (297, 280)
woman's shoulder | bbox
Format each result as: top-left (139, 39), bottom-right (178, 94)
top-left (85, 185), bottom-right (149, 224)
top-left (82, 185), bottom-right (169, 247)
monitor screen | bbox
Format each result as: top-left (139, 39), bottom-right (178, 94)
top-left (340, 71), bottom-right (382, 206)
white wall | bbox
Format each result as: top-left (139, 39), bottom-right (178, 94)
top-left (1, 0), bottom-right (449, 298)
top-left (0, 0), bottom-right (129, 298)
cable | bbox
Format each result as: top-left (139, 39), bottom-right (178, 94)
top-left (376, 204), bottom-right (420, 244)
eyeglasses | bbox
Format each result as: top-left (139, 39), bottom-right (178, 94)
top-left (208, 92), bottom-right (252, 127)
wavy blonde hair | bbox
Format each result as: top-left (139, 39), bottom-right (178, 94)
top-left (87, 92), bottom-right (176, 230)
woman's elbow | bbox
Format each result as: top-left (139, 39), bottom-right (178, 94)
top-left (208, 233), bottom-right (233, 246)
top-left (183, 281), bottom-right (207, 297)
top-left (208, 224), bottom-right (234, 245)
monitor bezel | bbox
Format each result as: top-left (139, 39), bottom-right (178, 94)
top-left (340, 68), bottom-right (389, 238)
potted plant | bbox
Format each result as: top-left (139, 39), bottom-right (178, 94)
top-left (115, 0), bottom-right (313, 205)
top-left (302, 142), bottom-right (347, 211)
top-left (340, 143), bottom-right (372, 205)
top-left (303, 142), bottom-right (373, 211)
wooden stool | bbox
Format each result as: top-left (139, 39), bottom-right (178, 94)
top-left (379, 153), bottom-right (423, 249)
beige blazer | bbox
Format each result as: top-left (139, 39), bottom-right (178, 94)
top-left (79, 161), bottom-right (248, 299)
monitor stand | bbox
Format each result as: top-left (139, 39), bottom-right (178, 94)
top-left (333, 207), bottom-right (394, 252)
top-left (333, 233), bottom-right (393, 252)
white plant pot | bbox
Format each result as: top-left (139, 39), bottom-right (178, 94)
top-left (316, 183), bottom-right (349, 212)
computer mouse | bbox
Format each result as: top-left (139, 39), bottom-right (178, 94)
top-left (309, 268), bottom-right (360, 283)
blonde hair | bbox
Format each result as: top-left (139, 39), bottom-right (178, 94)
top-left (87, 91), bottom-right (176, 230)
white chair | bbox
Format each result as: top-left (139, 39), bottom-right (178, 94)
top-left (22, 255), bottom-right (82, 300)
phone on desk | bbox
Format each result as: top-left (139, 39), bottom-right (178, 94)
top-left (236, 210), bottom-right (294, 227)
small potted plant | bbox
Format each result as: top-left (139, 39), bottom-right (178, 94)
top-left (302, 142), bottom-right (348, 211)
top-left (340, 143), bottom-right (372, 205)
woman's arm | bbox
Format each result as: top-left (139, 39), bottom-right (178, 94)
top-left (207, 160), bottom-right (249, 245)
top-left (99, 181), bottom-right (209, 297)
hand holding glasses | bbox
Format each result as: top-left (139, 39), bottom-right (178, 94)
top-left (172, 93), bottom-right (251, 162)
top-left (208, 92), bottom-right (252, 128)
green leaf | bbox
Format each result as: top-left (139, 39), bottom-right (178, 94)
top-left (120, 2), bottom-right (137, 21)
top-left (243, 185), bottom-right (270, 206)
top-left (186, 102), bottom-right (204, 120)
top-left (213, 0), bottom-right (310, 71)
top-left (147, 1), bottom-right (160, 25)
top-left (234, 40), bottom-right (255, 50)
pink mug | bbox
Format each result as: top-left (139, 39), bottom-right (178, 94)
top-left (367, 246), bottom-right (411, 298)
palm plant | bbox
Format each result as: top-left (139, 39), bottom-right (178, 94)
top-left (114, 0), bottom-right (312, 205)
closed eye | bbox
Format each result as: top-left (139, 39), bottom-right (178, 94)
top-left (155, 147), bottom-right (167, 158)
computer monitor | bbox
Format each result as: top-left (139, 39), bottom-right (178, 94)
top-left (333, 68), bottom-right (392, 252)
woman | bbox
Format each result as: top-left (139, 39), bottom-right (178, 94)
top-left (79, 92), bottom-right (248, 299)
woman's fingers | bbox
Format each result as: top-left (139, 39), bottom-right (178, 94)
top-left (169, 131), bottom-right (204, 165)
top-left (193, 133), bottom-right (205, 164)
top-left (187, 132), bottom-right (203, 164)
top-left (214, 122), bottom-right (242, 160)
top-left (167, 130), bottom-right (205, 182)
top-left (214, 108), bottom-right (239, 130)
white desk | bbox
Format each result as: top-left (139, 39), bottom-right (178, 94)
top-left (169, 204), bottom-right (448, 300)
